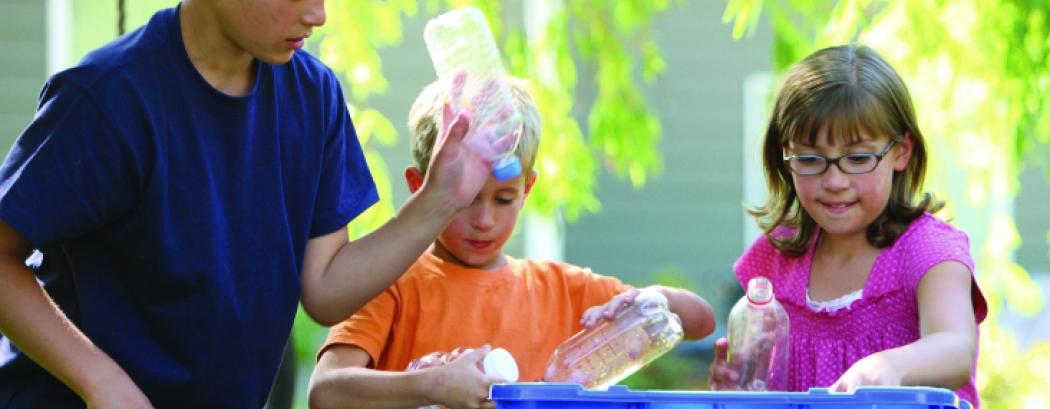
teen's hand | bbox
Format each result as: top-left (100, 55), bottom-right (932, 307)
top-left (830, 352), bottom-right (902, 392)
top-left (431, 345), bottom-right (500, 409)
top-left (708, 337), bottom-right (741, 391)
top-left (580, 288), bottom-right (641, 328)
top-left (421, 72), bottom-right (493, 212)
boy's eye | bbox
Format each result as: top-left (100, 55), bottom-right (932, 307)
top-left (496, 196), bottom-right (515, 204)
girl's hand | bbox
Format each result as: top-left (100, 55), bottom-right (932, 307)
top-left (580, 288), bottom-right (641, 328)
top-left (830, 352), bottom-right (902, 392)
top-left (431, 345), bottom-right (500, 409)
top-left (708, 337), bottom-right (741, 390)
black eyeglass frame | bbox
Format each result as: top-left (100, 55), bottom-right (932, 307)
top-left (782, 139), bottom-right (898, 176)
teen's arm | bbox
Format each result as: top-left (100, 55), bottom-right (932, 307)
top-left (309, 345), bottom-right (498, 409)
top-left (0, 220), bottom-right (153, 408)
top-left (831, 260), bottom-right (976, 391)
top-left (580, 286), bottom-right (715, 340)
top-left (300, 106), bottom-right (491, 326)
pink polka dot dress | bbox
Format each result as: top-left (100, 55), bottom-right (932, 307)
top-left (733, 213), bottom-right (987, 407)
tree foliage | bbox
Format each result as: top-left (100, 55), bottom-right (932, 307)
top-left (724, 0), bottom-right (1050, 405)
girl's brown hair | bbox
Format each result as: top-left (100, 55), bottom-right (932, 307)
top-left (751, 44), bottom-right (942, 256)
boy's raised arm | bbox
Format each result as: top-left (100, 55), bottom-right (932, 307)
top-left (0, 220), bottom-right (153, 408)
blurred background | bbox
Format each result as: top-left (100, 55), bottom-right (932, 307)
top-left (1, 0), bottom-right (1047, 407)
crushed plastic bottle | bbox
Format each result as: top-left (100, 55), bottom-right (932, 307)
top-left (542, 290), bottom-right (683, 389)
top-left (406, 347), bottom-right (519, 409)
top-left (423, 6), bottom-right (524, 181)
top-left (723, 276), bottom-right (790, 391)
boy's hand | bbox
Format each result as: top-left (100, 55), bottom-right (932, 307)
top-left (430, 345), bottom-right (500, 409)
top-left (708, 337), bottom-right (741, 390)
top-left (580, 288), bottom-right (641, 328)
top-left (830, 352), bottom-right (902, 392)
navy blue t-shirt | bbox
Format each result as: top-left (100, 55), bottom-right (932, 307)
top-left (0, 6), bottom-right (377, 408)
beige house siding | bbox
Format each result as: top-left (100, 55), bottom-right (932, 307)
top-left (0, 0), bottom-right (47, 156)
top-left (564, 0), bottom-right (772, 315)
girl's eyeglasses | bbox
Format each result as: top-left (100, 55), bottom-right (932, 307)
top-left (783, 140), bottom-right (897, 176)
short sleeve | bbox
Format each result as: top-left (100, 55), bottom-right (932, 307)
top-left (319, 287), bottom-right (398, 366)
top-left (562, 264), bottom-right (632, 314)
top-left (899, 216), bottom-right (986, 322)
top-left (901, 217), bottom-right (975, 291)
top-left (0, 78), bottom-right (139, 247)
top-left (309, 69), bottom-right (378, 237)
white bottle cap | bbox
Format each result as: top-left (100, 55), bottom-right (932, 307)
top-left (482, 347), bottom-right (519, 383)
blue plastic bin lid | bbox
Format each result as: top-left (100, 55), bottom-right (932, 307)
top-left (490, 383), bottom-right (971, 409)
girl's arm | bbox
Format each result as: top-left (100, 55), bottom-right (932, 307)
top-left (580, 286), bottom-right (716, 340)
top-left (308, 345), bottom-right (500, 409)
top-left (831, 260), bottom-right (976, 391)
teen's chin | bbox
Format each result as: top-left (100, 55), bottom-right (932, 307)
top-left (255, 49), bottom-right (296, 65)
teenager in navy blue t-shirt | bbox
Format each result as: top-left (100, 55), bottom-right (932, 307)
top-left (0, 1), bottom-right (494, 408)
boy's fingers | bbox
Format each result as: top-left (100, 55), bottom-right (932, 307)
top-left (446, 111), bottom-right (472, 145)
top-left (451, 71), bottom-right (467, 103)
top-left (473, 78), bottom-right (500, 107)
top-left (442, 102), bottom-right (455, 132)
top-left (488, 129), bottom-right (518, 156)
top-left (471, 344), bottom-right (492, 362)
top-left (449, 71), bottom-right (466, 111)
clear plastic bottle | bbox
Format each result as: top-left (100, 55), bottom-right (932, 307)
top-left (723, 276), bottom-right (790, 391)
top-left (423, 6), bottom-right (524, 181)
top-left (542, 290), bottom-right (683, 389)
top-left (405, 347), bottom-right (520, 409)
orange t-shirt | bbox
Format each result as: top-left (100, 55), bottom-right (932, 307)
top-left (320, 252), bottom-right (630, 381)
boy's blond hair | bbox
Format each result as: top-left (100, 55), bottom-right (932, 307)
top-left (408, 77), bottom-right (541, 176)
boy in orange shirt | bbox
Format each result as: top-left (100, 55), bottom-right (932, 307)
top-left (308, 78), bottom-right (716, 409)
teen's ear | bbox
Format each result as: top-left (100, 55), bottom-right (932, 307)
top-left (523, 171), bottom-right (537, 197)
top-left (405, 166), bottom-right (425, 194)
top-left (893, 132), bottom-right (915, 172)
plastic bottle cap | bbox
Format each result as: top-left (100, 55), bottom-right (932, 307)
top-left (492, 156), bottom-right (523, 181)
top-left (747, 276), bottom-right (774, 305)
top-left (483, 348), bottom-right (519, 383)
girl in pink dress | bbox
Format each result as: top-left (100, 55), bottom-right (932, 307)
top-left (709, 44), bottom-right (987, 407)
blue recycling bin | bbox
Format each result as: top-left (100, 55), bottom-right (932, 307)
top-left (490, 383), bottom-right (971, 409)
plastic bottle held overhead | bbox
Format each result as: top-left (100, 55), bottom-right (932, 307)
top-left (722, 276), bottom-right (790, 391)
top-left (423, 6), bottom-right (524, 181)
top-left (542, 290), bottom-right (684, 389)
